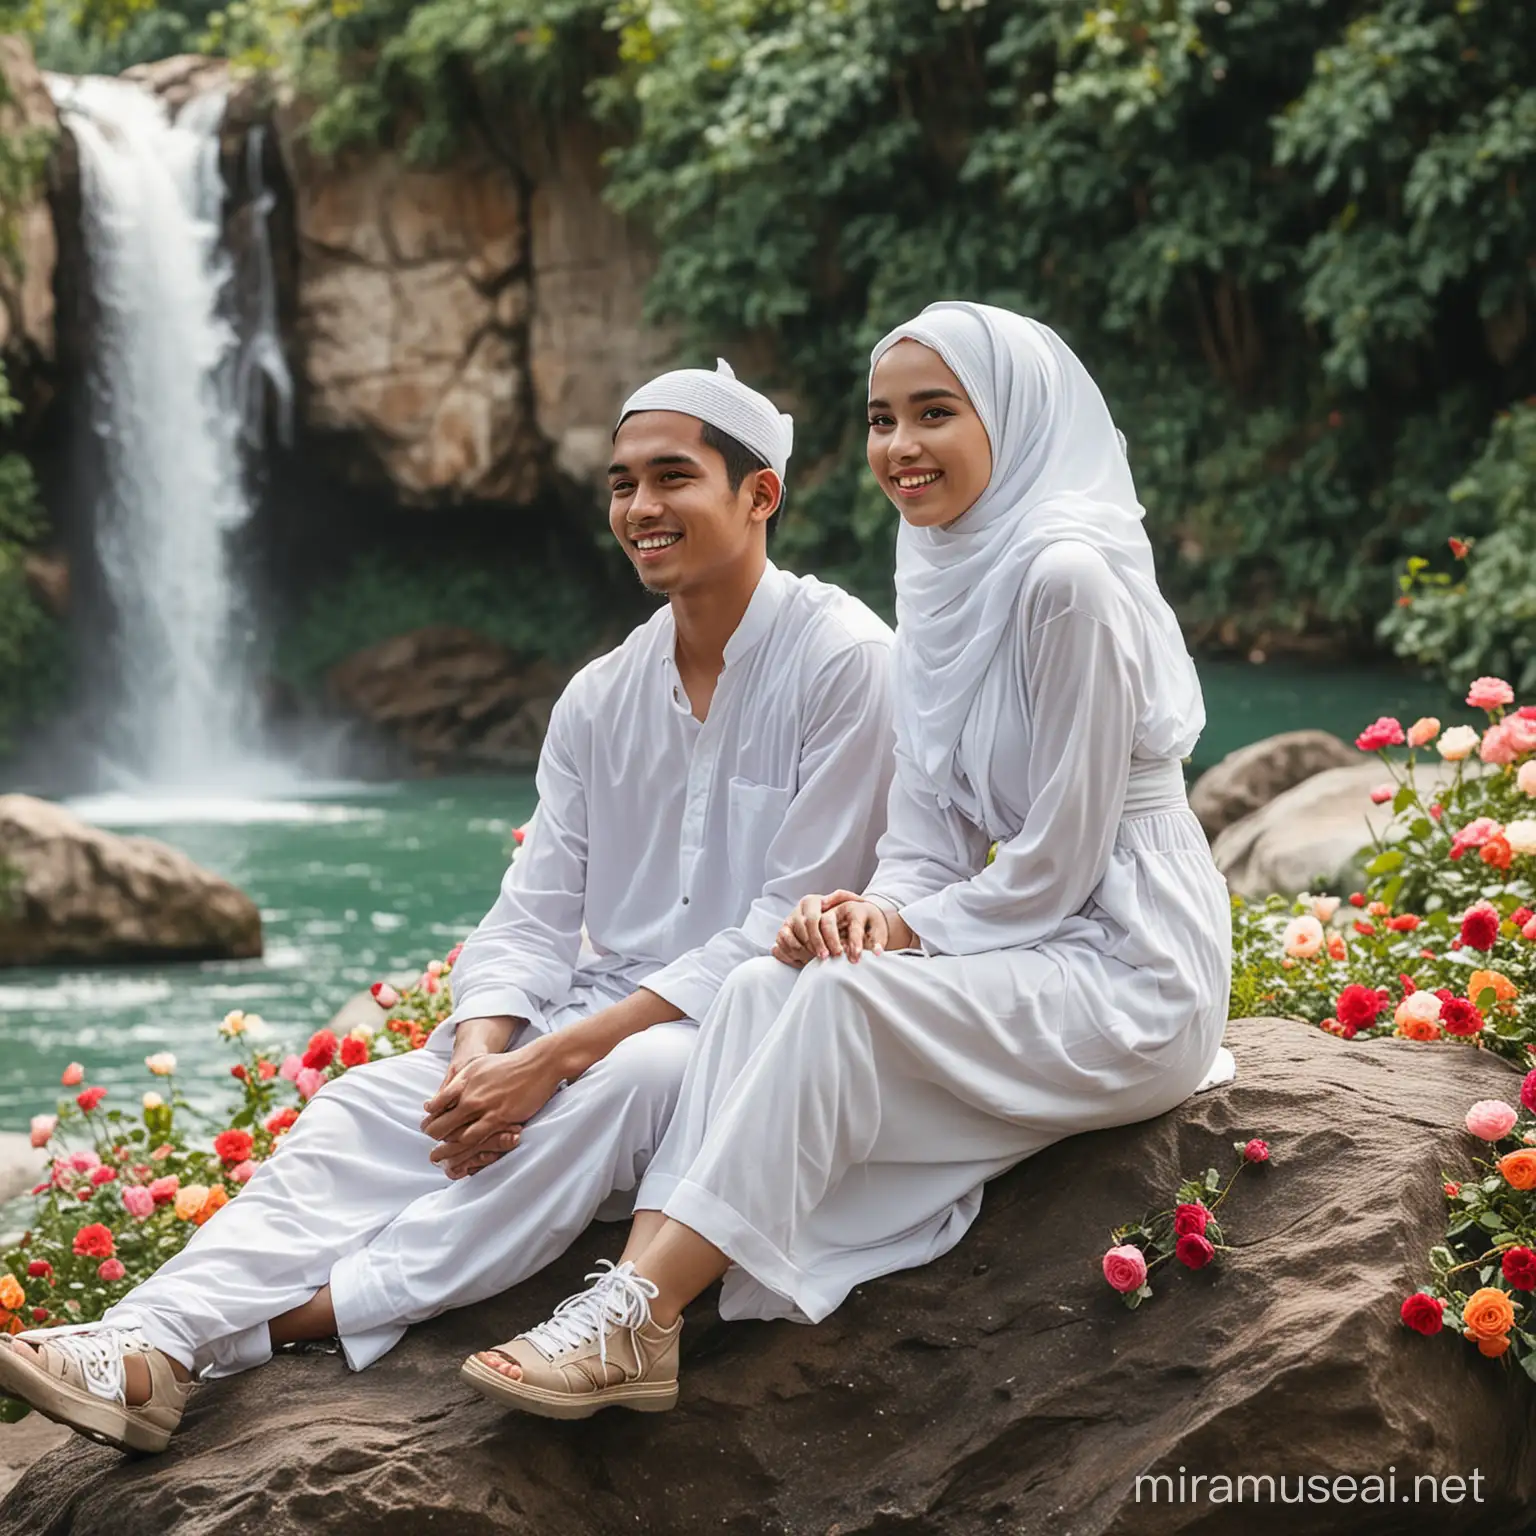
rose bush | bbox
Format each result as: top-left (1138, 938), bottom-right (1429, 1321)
top-left (1402, 1081), bottom-right (1536, 1381)
top-left (1230, 675), bottom-right (1536, 1064)
top-left (0, 946), bottom-right (461, 1344)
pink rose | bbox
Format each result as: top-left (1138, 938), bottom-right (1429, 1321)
top-left (89, 1165), bottom-right (117, 1186)
top-left (1519, 762), bottom-right (1536, 796)
top-left (446, 943), bottom-right (464, 966)
top-left (1243, 1138), bottom-right (1270, 1163)
top-left (1101, 1244), bottom-right (1147, 1294)
top-left (1480, 722), bottom-right (1517, 765)
top-left (121, 1185), bottom-right (155, 1219)
top-left (1522, 1071), bottom-right (1536, 1115)
top-left (97, 1259), bottom-right (126, 1283)
top-left (296, 1067), bottom-right (326, 1100)
top-left (1449, 817), bottom-right (1502, 860)
top-left (278, 1054), bottom-right (303, 1081)
top-left (1407, 717), bottom-right (1441, 748)
top-left (1281, 915), bottom-right (1325, 959)
top-left (230, 1160), bottom-right (258, 1184)
top-left (1468, 676), bottom-right (1515, 710)
top-left (61, 1062), bottom-right (84, 1087)
top-left (69, 1150), bottom-right (101, 1173)
top-left (370, 981), bottom-right (400, 1010)
top-left (1355, 717), bottom-right (1405, 752)
top-left (1505, 716), bottom-right (1536, 756)
top-left (148, 1174), bottom-right (180, 1204)
top-left (1466, 1100), bottom-right (1519, 1141)
top-left (1369, 783), bottom-right (1394, 805)
top-left (29, 1114), bottom-right (56, 1148)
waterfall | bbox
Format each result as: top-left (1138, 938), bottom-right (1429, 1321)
top-left (46, 73), bottom-right (291, 790)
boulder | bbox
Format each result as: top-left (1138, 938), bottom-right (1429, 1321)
top-left (0, 1131), bottom-right (46, 1208)
top-left (118, 54), bottom-right (229, 116)
top-left (1212, 760), bottom-right (1460, 899)
top-left (323, 972), bottom-right (418, 1039)
top-left (6, 1018), bottom-right (1535, 1536)
top-left (1189, 729), bottom-right (1357, 842)
top-left (0, 37), bottom-right (58, 375)
top-left (325, 627), bottom-right (566, 772)
top-left (0, 796), bottom-right (262, 967)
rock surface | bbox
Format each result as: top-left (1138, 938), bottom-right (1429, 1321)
top-left (0, 37), bottom-right (58, 375)
top-left (1212, 760), bottom-right (1460, 899)
top-left (325, 626), bottom-right (566, 772)
top-left (5, 1018), bottom-right (1533, 1535)
top-left (1190, 728), bottom-right (1358, 842)
top-left (0, 1131), bottom-right (46, 1208)
top-left (0, 795), bottom-right (262, 967)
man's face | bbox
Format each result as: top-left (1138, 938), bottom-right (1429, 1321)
top-left (607, 412), bottom-right (777, 595)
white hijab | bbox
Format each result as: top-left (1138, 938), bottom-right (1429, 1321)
top-left (870, 301), bottom-right (1204, 813)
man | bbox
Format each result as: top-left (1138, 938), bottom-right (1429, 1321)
top-left (0, 361), bottom-right (895, 1455)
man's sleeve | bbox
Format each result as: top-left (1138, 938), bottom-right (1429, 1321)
top-left (639, 638), bottom-right (894, 1022)
top-left (437, 688), bottom-right (589, 1043)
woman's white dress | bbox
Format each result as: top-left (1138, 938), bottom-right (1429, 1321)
top-left (635, 539), bottom-right (1232, 1323)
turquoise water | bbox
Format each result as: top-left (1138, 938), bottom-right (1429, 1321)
top-left (0, 779), bottom-right (536, 1132)
top-left (0, 660), bottom-right (1463, 1130)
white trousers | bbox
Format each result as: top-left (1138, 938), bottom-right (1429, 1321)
top-left (104, 1020), bottom-right (696, 1376)
top-left (637, 953), bottom-right (1226, 1324)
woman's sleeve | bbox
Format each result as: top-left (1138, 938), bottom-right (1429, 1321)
top-left (863, 747), bottom-right (992, 912)
top-left (897, 561), bottom-right (1140, 956)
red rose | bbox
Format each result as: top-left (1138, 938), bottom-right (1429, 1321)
top-left (1387, 915), bottom-right (1421, 932)
top-left (1398, 974), bottom-right (1416, 996)
top-left (1355, 717), bottom-right (1405, 752)
top-left (1460, 906), bottom-right (1500, 952)
top-left (340, 1036), bottom-right (370, 1069)
top-left (230, 1064), bottom-right (248, 1081)
top-left (1444, 1182), bottom-right (1461, 1198)
top-left (1173, 1202), bottom-right (1209, 1237)
top-left (1512, 908), bottom-right (1534, 930)
top-left (1243, 1138), bottom-right (1270, 1163)
top-left (265, 1107), bottom-right (299, 1136)
top-left (1399, 1293), bottom-right (1444, 1335)
top-left (89, 1166), bottom-right (116, 1186)
top-left (1448, 537), bottom-right (1469, 559)
top-left (1502, 1248), bottom-right (1536, 1291)
top-left (1336, 983), bottom-right (1387, 1032)
top-left (26, 1260), bottom-right (51, 1279)
top-left (1440, 998), bottom-right (1483, 1037)
top-left (257, 1060), bottom-right (277, 1081)
top-left (75, 1086), bottom-right (107, 1113)
top-left (1521, 1070), bottom-right (1536, 1114)
top-left (1175, 1233), bottom-right (1216, 1270)
top-left (302, 1030), bottom-right (338, 1071)
top-left (213, 1129), bottom-right (254, 1165)
top-left (72, 1223), bottom-right (114, 1259)
top-left (31, 1308), bottom-right (48, 1323)
top-left (1354, 920), bottom-right (1376, 936)
top-left (1348, 892), bottom-right (1366, 907)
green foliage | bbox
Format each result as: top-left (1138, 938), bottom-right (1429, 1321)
top-left (30, 0), bottom-right (224, 75)
top-left (1382, 403), bottom-right (1536, 695)
top-left (273, 548), bottom-right (622, 689)
top-left (198, 0), bottom-right (1535, 639)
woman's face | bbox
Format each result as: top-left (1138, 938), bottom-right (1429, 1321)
top-left (866, 340), bottom-right (993, 529)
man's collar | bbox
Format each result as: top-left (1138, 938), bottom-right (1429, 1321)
top-left (723, 560), bottom-right (786, 668)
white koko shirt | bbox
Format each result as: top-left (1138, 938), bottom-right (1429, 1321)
top-left (442, 563), bottom-right (895, 1035)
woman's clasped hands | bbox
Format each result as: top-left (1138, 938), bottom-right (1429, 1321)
top-left (772, 889), bottom-right (916, 968)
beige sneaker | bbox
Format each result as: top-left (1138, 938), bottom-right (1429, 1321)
top-left (461, 1261), bottom-right (680, 1420)
top-left (0, 1324), bottom-right (190, 1454)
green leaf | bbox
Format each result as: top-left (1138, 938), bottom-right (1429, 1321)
top-left (1365, 849), bottom-right (1404, 876)
top-left (1204, 1167), bottom-right (1221, 1192)
top-left (1392, 784), bottom-right (1415, 815)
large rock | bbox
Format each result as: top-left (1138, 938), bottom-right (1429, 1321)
top-left (1213, 760), bottom-right (1461, 899)
top-left (0, 1131), bottom-right (45, 1207)
top-left (325, 627), bottom-right (566, 772)
top-left (0, 795), bottom-right (262, 966)
top-left (0, 37), bottom-right (58, 378)
top-left (1190, 729), bottom-right (1357, 842)
top-left (5, 1019), bottom-right (1534, 1535)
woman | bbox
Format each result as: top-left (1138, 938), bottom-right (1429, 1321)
top-left (460, 300), bottom-right (1234, 1418)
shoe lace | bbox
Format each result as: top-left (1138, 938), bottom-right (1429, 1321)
top-left (16, 1323), bottom-right (151, 1404)
top-left (524, 1260), bottom-right (660, 1374)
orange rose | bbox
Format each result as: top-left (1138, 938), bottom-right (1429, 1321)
top-left (173, 1183), bottom-right (210, 1221)
top-left (3, 1315), bottom-right (21, 1336)
top-left (1498, 1151), bottom-right (1536, 1190)
top-left (1475, 1332), bottom-right (1512, 1358)
top-left (1469, 969), bottom-right (1519, 1014)
top-left (194, 1186), bottom-right (229, 1226)
top-left (1396, 1014), bottom-right (1443, 1042)
top-left (1481, 836), bottom-right (1513, 872)
top-left (1461, 1287), bottom-right (1517, 1350)
top-left (0, 1274), bottom-right (24, 1312)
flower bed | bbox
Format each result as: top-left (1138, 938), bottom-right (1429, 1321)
top-left (0, 949), bottom-right (459, 1347)
top-left (1231, 676), bottom-right (1536, 1061)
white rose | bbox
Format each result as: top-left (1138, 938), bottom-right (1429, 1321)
top-left (1505, 819), bottom-right (1536, 856)
top-left (1282, 915), bottom-right (1325, 959)
top-left (1437, 725), bottom-right (1481, 761)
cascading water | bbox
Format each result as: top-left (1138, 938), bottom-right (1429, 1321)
top-left (47, 73), bottom-right (292, 790)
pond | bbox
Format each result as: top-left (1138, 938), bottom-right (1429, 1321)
top-left (0, 660), bottom-right (1461, 1130)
